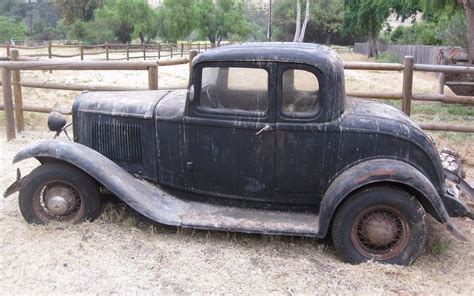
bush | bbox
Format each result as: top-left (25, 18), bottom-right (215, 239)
top-left (389, 22), bottom-right (441, 46)
top-left (435, 10), bottom-right (468, 50)
top-left (0, 16), bottom-right (27, 41)
top-left (376, 51), bottom-right (398, 63)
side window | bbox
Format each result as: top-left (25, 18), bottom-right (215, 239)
top-left (199, 66), bottom-right (268, 114)
top-left (282, 69), bottom-right (320, 115)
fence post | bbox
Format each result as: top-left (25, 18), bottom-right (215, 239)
top-left (170, 44), bottom-right (173, 58)
top-left (148, 64), bottom-right (158, 90)
top-left (105, 42), bottom-right (109, 60)
top-left (143, 43), bottom-right (146, 60)
top-left (438, 60), bottom-right (446, 95)
top-left (48, 41), bottom-right (52, 59)
top-left (181, 42), bottom-right (184, 57)
top-left (48, 41), bottom-right (52, 73)
top-left (402, 56), bottom-right (414, 116)
top-left (158, 42), bottom-right (161, 59)
top-left (6, 41), bottom-right (10, 57)
top-left (80, 43), bottom-right (84, 61)
top-left (126, 42), bottom-right (130, 61)
top-left (2, 68), bottom-right (16, 141)
top-left (198, 43), bottom-right (201, 53)
top-left (11, 50), bottom-right (24, 132)
top-left (188, 41), bottom-right (191, 53)
top-left (204, 42), bottom-right (207, 52)
top-left (189, 50), bottom-right (198, 76)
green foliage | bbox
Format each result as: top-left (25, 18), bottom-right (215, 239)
top-left (389, 22), bottom-right (441, 45)
top-left (376, 51), bottom-right (398, 63)
top-left (243, 2), bottom-right (268, 41)
top-left (385, 6), bottom-right (467, 49)
top-left (157, 0), bottom-right (198, 43)
top-left (94, 0), bottom-right (158, 43)
top-left (53, 0), bottom-right (100, 25)
top-left (0, 0), bottom-right (27, 22)
top-left (273, 0), bottom-right (349, 44)
top-left (313, 0), bottom-right (344, 44)
top-left (435, 9), bottom-right (468, 50)
top-left (68, 19), bottom-right (111, 44)
top-left (343, 0), bottom-right (392, 37)
top-left (0, 16), bottom-right (27, 41)
top-left (196, 0), bottom-right (252, 46)
top-left (272, 0), bottom-right (295, 41)
top-left (429, 238), bottom-right (452, 257)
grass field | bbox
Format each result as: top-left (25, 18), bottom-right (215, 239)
top-left (0, 51), bottom-right (473, 294)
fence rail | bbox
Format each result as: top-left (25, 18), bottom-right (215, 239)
top-left (0, 51), bottom-right (473, 141)
top-left (1, 41), bottom-right (223, 62)
top-left (1, 41), bottom-right (354, 62)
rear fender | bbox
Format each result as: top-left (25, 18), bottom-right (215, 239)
top-left (12, 140), bottom-right (190, 226)
top-left (318, 159), bottom-right (464, 239)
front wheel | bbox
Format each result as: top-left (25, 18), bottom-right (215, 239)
top-left (331, 186), bottom-right (428, 265)
top-left (19, 162), bottom-right (101, 224)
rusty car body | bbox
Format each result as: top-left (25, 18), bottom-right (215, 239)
top-left (5, 43), bottom-right (473, 265)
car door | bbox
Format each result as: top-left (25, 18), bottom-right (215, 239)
top-left (274, 63), bottom-right (326, 205)
top-left (187, 62), bottom-right (276, 201)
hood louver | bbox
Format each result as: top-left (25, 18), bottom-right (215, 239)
top-left (91, 121), bottom-right (143, 164)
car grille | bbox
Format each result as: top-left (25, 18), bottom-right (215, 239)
top-left (91, 121), bottom-right (143, 164)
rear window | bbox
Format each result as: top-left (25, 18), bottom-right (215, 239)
top-left (282, 69), bottom-right (320, 115)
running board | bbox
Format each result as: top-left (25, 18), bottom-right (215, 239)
top-left (181, 202), bottom-right (320, 237)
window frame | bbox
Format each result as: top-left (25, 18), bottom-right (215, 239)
top-left (192, 61), bottom-right (273, 119)
top-left (277, 63), bottom-right (323, 122)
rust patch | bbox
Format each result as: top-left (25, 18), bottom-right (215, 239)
top-left (355, 168), bottom-right (397, 184)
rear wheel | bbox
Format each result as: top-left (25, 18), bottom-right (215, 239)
top-left (19, 163), bottom-right (101, 224)
top-left (332, 186), bottom-right (427, 265)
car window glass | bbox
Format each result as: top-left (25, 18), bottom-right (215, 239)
top-left (282, 69), bottom-right (320, 114)
top-left (199, 66), bottom-right (268, 113)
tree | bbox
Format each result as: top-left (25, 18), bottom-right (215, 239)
top-left (343, 0), bottom-right (393, 58)
top-left (293, 0), bottom-right (310, 42)
top-left (53, 0), bottom-right (102, 25)
top-left (314, 0), bottom-right (344, 44)
top-left (94, 0), bottom-right (158, 43)
top-left (196, 0), bottom-right (252, 46)
top-left (157, 0), bottom-right (198, 43)
top-left (0, 16), bottom-right (27, 42)
top-left (0, 1), bottom-right (28, 22)
top-left (406, 0), bottom-right (474, 62)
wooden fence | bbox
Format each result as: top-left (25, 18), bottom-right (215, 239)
top-left (0, 50), bottom-right (197, 140)
top-left (1, 41), bottom-right (216, 61)
top-left (0, 52), bottom-right (473, 141)
top-left (354, 42), bottom-right (467, 65)
top-left (1, 41), bottom-right (354, 61)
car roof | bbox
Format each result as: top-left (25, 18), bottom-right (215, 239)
top-left (193, 42), bottom-right (341, 72)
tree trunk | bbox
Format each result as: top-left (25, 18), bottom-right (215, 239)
top-left (297, 0), bottom-right (310, 42)
top-left (464, 1), bottom-right (474, 63)
top-left (139, 32), bottom-right (145, 44)
top-left (293, 0), bottom-right (301, 42)
top-left (367, 32), bottom-right (378, 58)
top-left (326, 33), bottom-right (332, 45)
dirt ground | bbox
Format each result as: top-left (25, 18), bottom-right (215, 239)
top-left (0, 51), bottom-right (473, 294)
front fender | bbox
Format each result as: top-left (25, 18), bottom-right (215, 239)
top-left (317, 159), bottom-right (463, 239)
top-left (12, 140), bottom-right (190, 226)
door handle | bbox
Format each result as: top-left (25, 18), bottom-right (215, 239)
top-left (255, 124), bottom-right (271, 135)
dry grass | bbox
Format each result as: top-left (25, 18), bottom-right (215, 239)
top-left (0, 52), bottom-right (473, 294)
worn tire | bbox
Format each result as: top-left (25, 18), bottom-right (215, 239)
top-left (332, 186), bottom-right (428, 265)
top-left (19, 163), bottom-right (101, 224)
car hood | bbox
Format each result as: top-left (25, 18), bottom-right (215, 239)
top-left (73, 90), bottom-right (172, 119)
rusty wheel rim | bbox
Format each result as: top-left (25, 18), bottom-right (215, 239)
top-left (351, 205), bottom-right (410, 260)
top-left (32, 180), bottom-right (85, 223)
